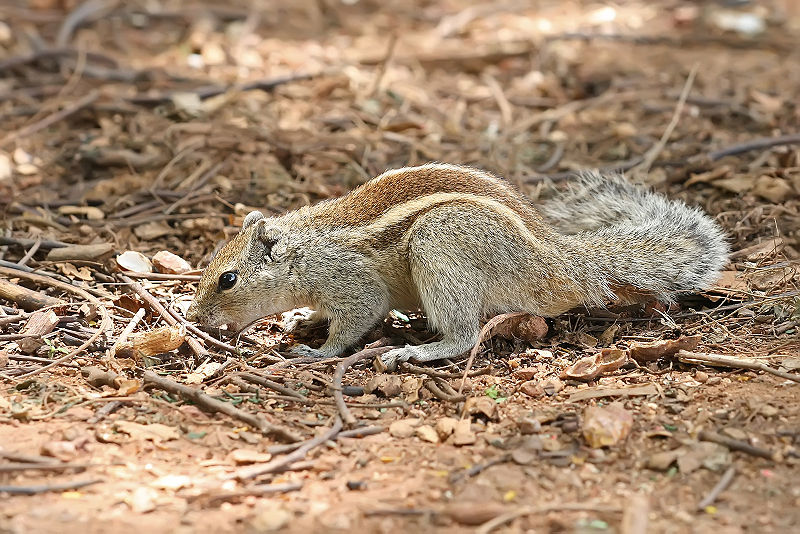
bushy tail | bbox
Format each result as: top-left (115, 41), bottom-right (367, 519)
top-left (539, 172), bottom-right (729, 301)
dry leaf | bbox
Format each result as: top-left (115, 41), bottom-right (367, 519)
top-left (365, 375), bottom-right (403, 397)
top-left (57, 205), bottom-right (105, 220)
top-left (151, 475), bottom-right (193, 490)
top-left (562, 348), bottom-right (628, 380)
top-left (646, 449), bottom-right (681, 471)
top-left (125, 487), bottom-right (158, 513)
top-left (512, 367), bottom-right (538, 381)
top-left (751, 175), bottom-right (794, 203)
top-left (629, 335), bottom-right (701, 363)
top-left (41, 440), bottom-right (80, 461)
top-left (463, 396), bottom-right (498, 420)
top-left (134, 221), bottom-right (174, 240)
top-left (712, 174), bottom-right (753, 194)
top-left (60, 262), bottom-right (94, 281)
top-left (445, 502), bottom-right (507, 525)
top-left (490, 313), bottom-right (549, 342)
top-left (185, 361), bottom-right (223, 384)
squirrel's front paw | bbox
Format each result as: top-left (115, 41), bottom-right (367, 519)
top-left (378, 347), bottom-right (413, 372)
top-left (282, 307), bottom-right (324, 335)
top-left (288, 343), bottom-right (327, 358)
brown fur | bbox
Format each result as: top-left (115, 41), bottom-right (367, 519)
top-left (310, 164), bottom-right (543, 230)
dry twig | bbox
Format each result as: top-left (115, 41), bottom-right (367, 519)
top-left (677, 350), bottom-right (800, 384)
top-left (238, 372), bottom-right (306, 400)
top-left (0, 90), bottom-right (99, 148)
top-left (477, 503), bottom-right (623, 534)
top-left (698, 430), bottom-right (776, 460)
top-left (232, 417), bottom-right (342, 480)
top-left (119, 275), bottom-right (208, 358)
top-left (697, 466), bottom-right (736, 510)
top-left (0, 266), bottom-right (112, 379)
top-left (0, 479), bottom-right (102, 495)
top-left (332, 342), bottom-right (398, 426)
top-left (142, 370), bottom-right (300, 442)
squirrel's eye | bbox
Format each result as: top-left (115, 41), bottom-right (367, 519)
top-left (218, 271), bottom-right (238, 291)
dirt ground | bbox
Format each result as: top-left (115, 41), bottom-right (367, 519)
top-left (1, 1), bottom-right (799, 533)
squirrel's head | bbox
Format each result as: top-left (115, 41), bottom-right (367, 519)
top-left (186, 211), bottom-right (299, 331)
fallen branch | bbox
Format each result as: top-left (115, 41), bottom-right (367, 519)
top-left (0, 478), bottom-right (102, 495)
top-left (127, 73), bottom-right (316, 105)
top-left (459, 312), bottom-right (547, 394)
top-left (0, 462), bottom-right (107, 472)
top-left (332, 343), bottom-right (398, 426)
top-left (449, 453), bottom-right (511, 484)
top-left (0, 278), bottom-right (64, 311)
top-left (56, 0), bottom-right (119, 47)
top-left (677, 350), bottom-right (800, 384)
top-left (232, 417), bottom-right (342, 480)
top-left (143, 370), bottom-right (300, 443)
top-left (0, 48), bottom-right (118, 72)
top-left (120, 271), bottom-right (201, 282)
top-left (525, 131), bottom-right (800, 184)
top-left (698, 430), bottom-right (776, 460)
top-left (708, 132), bottom-right (800, 161)
top-left (424, 378), bottom-right (466, 403)
top-left (267, 424), bottom-right (386, 455)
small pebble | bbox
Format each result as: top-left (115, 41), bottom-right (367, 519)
top-left (706, 376), bottom-right (722, 386)
top-left (695, 371), bottom-right (709, 383)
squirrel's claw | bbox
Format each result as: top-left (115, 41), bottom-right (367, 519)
top-left (378, 347), bottom-right (412, 372)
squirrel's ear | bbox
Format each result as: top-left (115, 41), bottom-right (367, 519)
top-left (242, 211), bottom-right (265, 230)
top-left (251, 219), bottom-right (287, 261)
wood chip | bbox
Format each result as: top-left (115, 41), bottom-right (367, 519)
top-left (16, 309), bottom-right (59, 354)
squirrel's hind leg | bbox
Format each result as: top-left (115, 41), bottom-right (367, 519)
top-left (379, 224), bottom-right (481, 370)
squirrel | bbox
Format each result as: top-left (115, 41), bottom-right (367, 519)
top-left (186, 163), bottom-right (729, 370)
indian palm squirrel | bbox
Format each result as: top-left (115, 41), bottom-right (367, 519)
top-left (186, 163), bottom-right (729, 369)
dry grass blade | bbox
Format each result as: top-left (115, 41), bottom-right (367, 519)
top-left (633, 63), bottom-right (698, 175)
